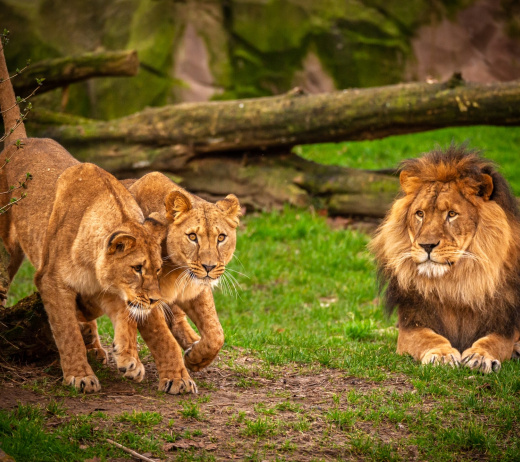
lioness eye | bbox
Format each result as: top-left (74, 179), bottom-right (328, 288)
top-left (448, 211), bottom-right (458, 218)
top-left (133, 265), bottom-right (143, 273)
top-left (218, 234), bottom-right (226, 242)
top-left (416, 210), bottom-right (424, 218)
top-left (188, 233), bottom-right (197, 242)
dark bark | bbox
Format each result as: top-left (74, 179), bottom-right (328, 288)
top-left (0, 293), bottom-right (57, 361)
top-left (13, 50), bottom-right (139, 95)
top-left (24, 76), bottom-right (520, 216)
top-left (29, 76), bottom-right (520, 154)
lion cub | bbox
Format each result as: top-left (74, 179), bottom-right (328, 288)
top-left (80, 173), bottom-right (241, 394)
top-left (0, 49), bottom-right (164, 392)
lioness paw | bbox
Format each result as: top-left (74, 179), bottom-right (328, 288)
top-left (462, 349), bottom-right (501, 373)
top-left (184, 341), bottom-right (215, 372)
top-left (87, 347), bottom-right (108, 365)
top-left (64, 374), bottom-right (101, 393)
top-left (115, 355), bottom-right (145, 382)
top-left (159, 376), bottom-right (198, 395)
top-left (421, 347), bottom-right (461, 367)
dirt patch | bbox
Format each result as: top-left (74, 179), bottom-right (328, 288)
top-left (0, 349), bottom-right (416, 461)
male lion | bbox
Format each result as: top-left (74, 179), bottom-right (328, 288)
top-left (370, 146), bottom-right (520, 373)
top-left (0, 47), bottom-right (167, 392)
top-left (79, 173), bottom-right (241, 389)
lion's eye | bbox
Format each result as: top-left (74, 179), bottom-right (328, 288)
top-left (416, 210), bottom-right (424, 218)
top-left (218, 234), bottom-right (226, 242)
top-left (133, 265), bottom-right (143, 273)
top-left (188, 233), bottom-right (197, 242)
top-left (448, 210), bottom-right (458, 218)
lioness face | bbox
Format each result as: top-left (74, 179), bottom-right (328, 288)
top-left (407, 182), bottom-right (479, 278)
top-left (164, 192), bottom-right (241, 288)
top-left (99, 222), bottom-right (164, 314)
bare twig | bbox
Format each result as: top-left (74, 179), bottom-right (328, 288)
top-left (105, 438), bottom-right (157, 462)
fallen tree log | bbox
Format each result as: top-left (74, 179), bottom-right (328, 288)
top-left (29, 75), bottom-right (520, 153)
top-left (24, 76), bottom-right (519, 216)
top-left (13, 50), bottom-right (139, 96)
top-left (0, 293), bottom-right (57, 361)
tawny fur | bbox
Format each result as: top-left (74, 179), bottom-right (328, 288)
top-left (79, 172), bottom-right (241, 389)
top-left (369, 146), bottom-right (520, 373)
top-left (0, 47), bottom-right (165, 392)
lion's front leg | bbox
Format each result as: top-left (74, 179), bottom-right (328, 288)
top-left (177, 287), bottom-right (224, 372)
top-left (462, 333), bottom-right (515, 373)
top-left (138, 308), bottom-right (197, 394)
top-left (101, 295), bottom-right (145, 382)
top-left (78, 320), bottom-right (108, 364)
top-left (36, 273), bottom-right (100, 393)
top-left (167, 302), bottom-right (201, 349)
top-left (397, 326), bottom-right (461, 366)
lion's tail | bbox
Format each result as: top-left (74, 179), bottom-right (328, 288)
top-left (0, 41), bottom-right (27, 145)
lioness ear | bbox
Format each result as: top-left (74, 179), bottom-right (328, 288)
top-left (165, 191), bottom-right (192, 224)
top-left (479, 173), bottom-right (494, 201)
top-left (216, 194), bottom-right (241, 228)
top-left (144, 213), bottom-right (167, 242)
top-left (107, 232), bottom-right (136, 255)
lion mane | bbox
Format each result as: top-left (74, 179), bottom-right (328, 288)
top-left (370, 145), bottom-right (520, 370)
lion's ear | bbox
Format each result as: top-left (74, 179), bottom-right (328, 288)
top-left (479, 174), bottom-right (494, 201)
top-left (216, 194), bottom-right (241, 228)
top-left (399, 171), bottom-right (419, 195)
top-left (165, 191), bottom-right (192, 224)
top-left (144, 213), bottom-right (168, 242)
top-left (107, 232), bottom-right (136, 255)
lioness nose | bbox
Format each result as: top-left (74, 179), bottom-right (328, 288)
top-left (419, 242), bottom-right (439, 254)
top-left (149, 298), bottom-right (158, 305)
top-left (202, 264), bottom-right (216, 274)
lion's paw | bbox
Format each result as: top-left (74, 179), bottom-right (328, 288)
top-left (87, 347), bottom-right (108, 364)
top-left (64, 374), bottom-right (101, 393)
top-left (159, 375), bottom-right (198, 395)
top-left (512, 343), bottom-right (520, 360)
top-left (462, 348), bottom-right (501, 373)
top-left (184, 341), bottom-right (214, 372)
top-left (115, 355), bottom-right (145, 382)
top-left (422, 347), bottom-right (461, 367)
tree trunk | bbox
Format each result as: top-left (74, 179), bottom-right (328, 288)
top-left (24, 76), bottom-right (520, 216)
top-left (0, 293), bottom-right (57, 361)
top-left (29, 75), bottom-right (520, 154)
top-left (0, 239), bottom-right (10, 306)
top-left (13, 50), bottom-right (139, 96)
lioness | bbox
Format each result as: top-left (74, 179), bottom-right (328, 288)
top-left (78, 172), bottom-right (241, 390)
top-left (0, 48), bottom-right (165, 392)
top-left (370, 146), bottom-right (520, 373)
top-left (129, 172), bottom-right (241, 372)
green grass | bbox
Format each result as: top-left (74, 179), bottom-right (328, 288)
top-left (295, 125), bottom-right (520, 194)
top-left (3, 125), bottom-right (520, 460)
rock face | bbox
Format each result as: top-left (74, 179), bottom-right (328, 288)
top-left (2, 0), bottom-right (519, 119)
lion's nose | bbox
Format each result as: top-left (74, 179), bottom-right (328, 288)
top-left (202, 264), bottom-right (216, 274)
top-left (419, 242), bottom-right (440, 255)
top-left (149, 298), bottom-right (158, 305)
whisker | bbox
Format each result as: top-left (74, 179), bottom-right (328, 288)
top-left (225, 267), bottom-right (250, 279)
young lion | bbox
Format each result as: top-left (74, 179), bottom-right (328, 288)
top-left (129, 172), bottom-right (241, 372)
top-left (0, 48), bottom-right (165, 392)
top-left (370, 146), bottom-right (520, 373)
top-left (79, 172), bottom-right (241, 390)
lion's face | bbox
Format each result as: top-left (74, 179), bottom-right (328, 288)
top-left (369, 148), bottom-right (518, 307)
top-left (98, 220), bottom-right (164, 316)
top-left (163, 191), bottom-right (241, 290)
top-left (407, 182), bottom-right (480, 278)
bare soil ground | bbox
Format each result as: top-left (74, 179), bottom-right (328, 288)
top-left (0, 347), bottom-right (416, 462)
